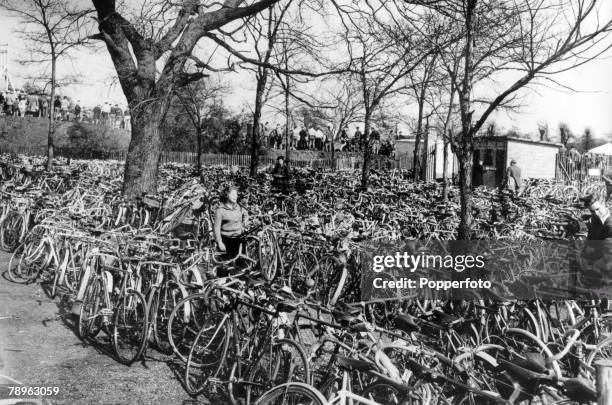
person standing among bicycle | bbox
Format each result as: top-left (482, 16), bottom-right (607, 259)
top-left (502, 159), bottom-right (523, 197)
top-left (602, 171), bottom-right (612, 202)
top-left (578, 195), bottom-right (612, 291)
top-left (271, 155), bottom-right (290, 193)
top-left (214, 185), bottom-right (249, 259)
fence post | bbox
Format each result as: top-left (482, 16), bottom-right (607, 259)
top-left (597, 360), bottom-right (612, 405)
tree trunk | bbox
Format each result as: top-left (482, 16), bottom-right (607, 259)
top-left (457, 148), bottom-right (473, 239)
top-left (196, 126), bottom-right (202, 171)
top-left (249, 77), bottom-right (266, 177)
top-left (413, 99), bottom-right (424, 181)
top-left (46, 58), bottom-right (56, 171)
top-left (122, 102), bottom-right (163, 198)
top-left (456, 0), bottom-right (477, 240)
top-left (331, 129), bottom-right (337, 171)
top-left (360, 112), bottom-right (372, 189)
top-left (420, 118), bottom-right (429, 180)
top-left (284, 75), bottom-right (291, 165)
top-left (442, 135), bottom-right (450, 201)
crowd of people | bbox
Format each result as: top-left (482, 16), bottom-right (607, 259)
top-left (0, 90), bottom-right (130, 130)
top-left (260, 122), bottom-right (396, 156)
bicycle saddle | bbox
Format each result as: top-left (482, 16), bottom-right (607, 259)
top-left (497, 359), bottom-right (552, 384)
top-left (562, 378), bottom-right (597, 402)
top-left (511, 352), bottom-right (547, 374)
top-left (432, 309), bottom-right (462, 327)
top-left (246, 274), bottom-right (267, 288)
top-left (335, 355), bottom-right (375, 373)
top-left (394, 313), bottom-right (421, 333)
top-left (336, 301), bottom-right (362, 315)
top-left (331, 310), bottom-right (361, 325)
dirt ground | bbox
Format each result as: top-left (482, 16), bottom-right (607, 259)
top-left (0, 251), bottom-right (212, 405)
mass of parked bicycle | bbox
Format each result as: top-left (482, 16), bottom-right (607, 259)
top-left (0, 153), bottom-right (610, 404)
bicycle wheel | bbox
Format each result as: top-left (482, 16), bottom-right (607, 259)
top-left (258, 228), bottom-right (278, 280)
top-left (287, 251), bottom-right (318, 295)
top-left (361, 381), bottom-right (422, 404)
top-left (7, 242), bottom-right (31, 283)
top-left (167, 292), bottom-right (221, 363)
top-left (184, 311), bottom-right (231, 396)
top-left (149, 280), bottom-right (184, 355)
top-left (312, 255), bottom-right (341, 305)
top-left (0, 211), bottom-right (24, 252)
top-left (111, 290), bottom-right (149, 365)
top-left (78, 278), bottom-right (105, 339)
top-left (244, 339), bottom-right (310, 405)
top-left (254, 382), bottom-right (326, 405)
top-left (9, 241), bottom-right (45, 283)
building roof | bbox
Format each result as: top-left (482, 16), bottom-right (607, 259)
top-left (475, 136), bottom-right (562, 148)
top-left (588, 142), bottom-right (612, 156)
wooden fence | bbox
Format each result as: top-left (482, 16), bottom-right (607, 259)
top-left (0, 145), bottom-right (396, 171)
top-left (395, 144), bottom-right (437, 181)
top-left (556, 153), bottom-right (612, 183)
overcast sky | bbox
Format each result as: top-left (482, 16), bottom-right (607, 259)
top-left (1, 6), bottom-right (611, 140)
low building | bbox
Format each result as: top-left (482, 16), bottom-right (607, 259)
top-left (474, 136), bottom-right (561, 188)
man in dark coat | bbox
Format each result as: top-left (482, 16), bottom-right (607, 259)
top-left (503, 159), bottom-right (523, 196)
top-left (473, 159), bottom-right (485, 188)
top-left (579, 196), bottom-right (612, 291)
top-left (271, 156), bottom-right (290, 193)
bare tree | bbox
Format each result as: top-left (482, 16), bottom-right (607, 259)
top-left (174, 79), bottom-right (229, 170)
top-left (235, 0), bottom-right (294, 176)
top-left (408, 54), bottom-right (440, 180)
top-left (558, 122), bottom-right (573, 147)
top-left (413, 0), bottom-right (612, 238)
top-left (582, 127), bottom-right (593, 152)
top-left (318, 77), bottom-right (364, 168)
top-left (537, 121), bottom-right (549, 141)
top-left (1, 0), bottom-right (92, 170)
top-left (89, 0), bottom-right (283, 197)
top-left (332, 0), bottom-right (441, 188)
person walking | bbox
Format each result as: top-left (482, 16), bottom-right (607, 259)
top-left (214, 185), bottom-right (249, 261)
top-left (503, 159), bottom-right (523, 197)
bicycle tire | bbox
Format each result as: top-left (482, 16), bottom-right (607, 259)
top-left (7, 242), bottom-right (31, 283)
top-left (11, 241), bottom-right (46, 283)
top-left (244, 338), bottom-right (311, 405)
top-left (78, 277), bottom-right (105, 339)
top-left (149, 280), bottom-right (184, 355)
top-left (167, 292), bottom-right (221, 364)
top-left (254, 382), bottom-right (326, 405)
top-left (184, 311), bottom-right (231, 396)
top-left (0, 211), bottom-right (24, 252)
top-left (259, 228), bottom-right (278, 281)
top-left (111, 290), bottom-right (149, 365)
